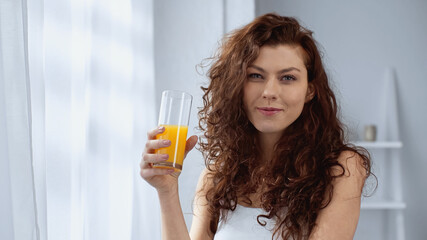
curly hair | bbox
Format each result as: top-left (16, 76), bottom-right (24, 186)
top-left (197, 13), bottom-right (372, 240)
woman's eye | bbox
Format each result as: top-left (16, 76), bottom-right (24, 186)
top-left (281, 75), bottom-right (297, 81)
top-left (248, 73), bottom-right (263, 80)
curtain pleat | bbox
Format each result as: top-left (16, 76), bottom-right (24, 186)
top-left (0, 0), bottom-right (38, 239)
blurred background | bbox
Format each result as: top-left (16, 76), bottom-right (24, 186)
top-left (1, 0), bottom-right (426, 240)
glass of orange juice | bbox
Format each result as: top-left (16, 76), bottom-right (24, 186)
top-left (153, 90), bottom-right (192, 177)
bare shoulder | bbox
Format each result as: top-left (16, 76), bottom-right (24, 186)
top-left (333, 150), bottom-right (368, 180)
top-left (195, 166), bottom-right (215, 194)
top-left (331, 150), bottom-right (368, 199)
top-left (309, 151), bottom-right (368, 239)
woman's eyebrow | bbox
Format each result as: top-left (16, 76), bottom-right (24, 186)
top-left (248, 64), bottom-right (301, 74)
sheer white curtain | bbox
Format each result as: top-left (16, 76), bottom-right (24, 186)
top-left (1, 0), bottom-right (159, 239)
top-left (0, 0), bottom-right (39, 239)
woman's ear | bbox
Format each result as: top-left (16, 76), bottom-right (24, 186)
top-left (305, 83), bottom-right (315, 102)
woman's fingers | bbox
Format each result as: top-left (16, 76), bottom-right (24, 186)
top-left (140, 167), bottom-right (174, 179)
top-left (144, 139), bottom-right (171, 153)
top-left (142, 153), bottom-right (169, 165)
top-left (147, 126), bottom-right (165, 140)
top-left (141, 131), bottom-right (197, 175)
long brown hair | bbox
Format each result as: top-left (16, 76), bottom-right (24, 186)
top-left (197, 13), bottom-right (372, 240)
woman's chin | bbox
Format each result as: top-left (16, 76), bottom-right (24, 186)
top-left (254, 125), bottom-right (286, 136)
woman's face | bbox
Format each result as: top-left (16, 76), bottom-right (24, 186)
top-left (243, 44), bottom-right (313, 137)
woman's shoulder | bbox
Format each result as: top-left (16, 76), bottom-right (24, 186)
top-left (329, 150), bottom-right (368, 181)
top-left (334, 150), bottom-right (368, 179)
top-left (329, 150), bottom-right (368, 196)
top-left (195, 165), bottom-right (216, 194)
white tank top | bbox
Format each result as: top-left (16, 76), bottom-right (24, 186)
top-left (214, 204), bottom-right (276, 240)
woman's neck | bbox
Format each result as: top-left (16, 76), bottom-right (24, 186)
top-left (258, 132), bottom-right (282, 163)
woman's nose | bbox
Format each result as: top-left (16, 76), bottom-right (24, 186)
top-left (262, 78), bottom-right (279, 101)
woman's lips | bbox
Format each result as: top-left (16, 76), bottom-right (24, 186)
top-left (257, 107), bottom-right (282, 116)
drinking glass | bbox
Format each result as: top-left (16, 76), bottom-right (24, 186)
top-left (153, 90), bottom-right (192, 177)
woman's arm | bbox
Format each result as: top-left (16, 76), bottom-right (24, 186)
top-left (309, 151), bottom-right (368, 240)
top-left (157, 167), bottom-right (214, 240)
top-left (140, 126), bottom-right (198, 240)
top-left (157, 184), bottom-right (191, 240)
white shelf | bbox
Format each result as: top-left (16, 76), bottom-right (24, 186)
top-left (352, 141), bottom-right (403, 149)
top-left (361, 201), bottom-right (406, 210)
top-left (353, 69), bottom-right (405, 240)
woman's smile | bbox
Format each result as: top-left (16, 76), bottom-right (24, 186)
top-left (256, 107), bottom-right (283, 116)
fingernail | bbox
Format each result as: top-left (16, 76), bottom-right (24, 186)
top-left (163, 139), bottom-right (171, 145)
top-left (162, 154), bottom-right (169, 160)
top-left (158, 126), bottom-right (165, 131)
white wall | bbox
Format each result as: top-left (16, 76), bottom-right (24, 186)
top-left (256, 1), bottom-right (427, 240)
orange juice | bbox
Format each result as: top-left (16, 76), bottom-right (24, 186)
top-left (153, 125), bottom-right (188, 173)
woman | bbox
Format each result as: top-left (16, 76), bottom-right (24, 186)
top-left (141, 13), bottom-right (372, 240)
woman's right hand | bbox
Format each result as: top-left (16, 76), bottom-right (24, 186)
top-left (140, 126), bottom-right (198, 194)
